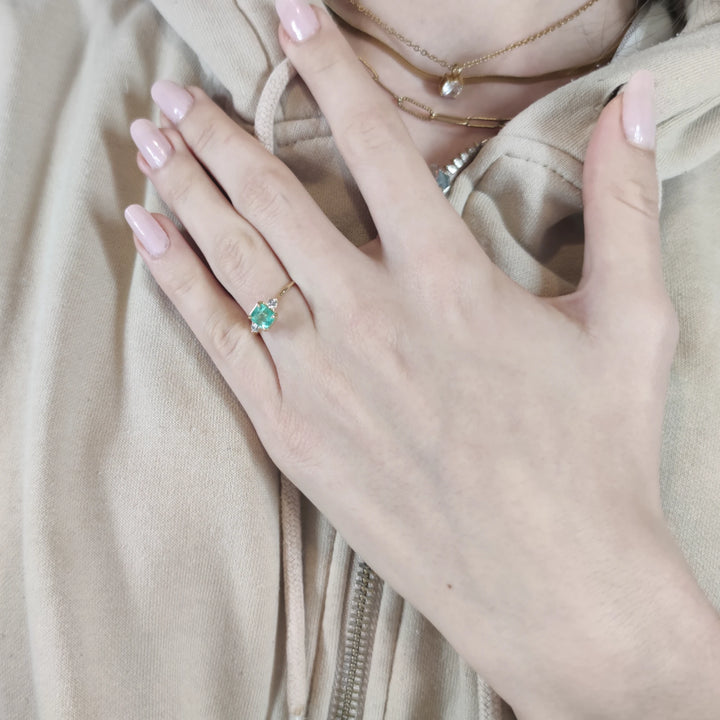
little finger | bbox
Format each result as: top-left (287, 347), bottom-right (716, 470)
top-left (123, 204), bottom-right (282, 425)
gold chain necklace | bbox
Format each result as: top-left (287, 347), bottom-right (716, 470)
top-left (329, 6), bottom-right (630, 90)
top-left (333, 0), bottom-right (602, 97)
top-left (358, 57), bottom-right (510, 129)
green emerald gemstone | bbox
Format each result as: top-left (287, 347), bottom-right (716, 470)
top-left (249, 302), bottom-right (277, 332)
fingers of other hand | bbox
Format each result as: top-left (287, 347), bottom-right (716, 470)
top-left (149, 80), bottom-right (355, 294)
top-left (129, 119), bottom-right (312, 352)
top-left (580, 71), bottom-right (678, 349)
top-left (275, 0), bottom-right (460, 256)
top-left (124, 205), bottom-right (281, 421)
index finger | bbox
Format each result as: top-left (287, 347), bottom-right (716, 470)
top-left (275, 0), bottom-right (457, 257)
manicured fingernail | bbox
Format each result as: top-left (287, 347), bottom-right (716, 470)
top-left (124, 204), bottom-right (170, 257)
top-left (130, 118), bottom-right (173, 169)
top-left (275, 0), bottom-right (319, 42)
top-left (622, 70), bottom-right (656, 150)
top-left (151, 80), bottom-right (194, 124)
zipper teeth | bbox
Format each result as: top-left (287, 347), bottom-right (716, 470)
top-left (331, 560), bottom-right (381, 720)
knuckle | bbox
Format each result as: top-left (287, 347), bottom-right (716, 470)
top-left (238, 167), bottom-right (290, 223)
top-left (188, 102), bottom-right (232, 156)
top-left (165, 176), bottom-right (194, 209)
top-left (220, 130), bottom-right (249, 159)
top-left (213, 228), bottom-right (259, 291)
top-left (607, 174), bottom-right (659, 223)
top-left (342, 107), bottom-right (404, 164)
top-left (185, 94), bottom-right (249, 158)
top-left (304, 43), bottom-right (345, 79)
top-left (205, 310), bottom-right (248, 365)
top-left (192, 118), bottom-right (219, 155)
top-left (164, 264), bottom-right (199, 301)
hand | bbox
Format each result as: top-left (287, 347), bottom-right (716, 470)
top-left (124, 4), bottom-right (720, 718)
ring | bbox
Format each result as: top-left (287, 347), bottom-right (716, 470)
top-left (249, 280), bottom-right (296, 333)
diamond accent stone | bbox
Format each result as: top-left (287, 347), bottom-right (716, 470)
top-left (249, 302), bottom-right (277, 332)
top-left (267, 298), bottom-right (279, 310)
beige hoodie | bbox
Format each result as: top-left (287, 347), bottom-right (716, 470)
top-left (1, 1), bottom-right (719, 718)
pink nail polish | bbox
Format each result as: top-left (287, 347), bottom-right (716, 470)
top-left (622, 70), bottom-right (656, 150)
top-left (124, 204), bottom-right (170, 258)
top-left (275, 0), bottom-right (319, 42)
top-left (130, 119), bottom-right (173, 169)
top-left (151, 80), bottom-right (194, 124)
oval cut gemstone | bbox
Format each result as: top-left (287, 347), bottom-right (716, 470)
top-left (249, 302), bottom-right (277, 332)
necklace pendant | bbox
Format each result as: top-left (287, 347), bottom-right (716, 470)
top-left (439, 67), bottom-right (464, 98)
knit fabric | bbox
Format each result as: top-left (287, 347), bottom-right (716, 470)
top-left (1, 1), bottom-right (719, 718)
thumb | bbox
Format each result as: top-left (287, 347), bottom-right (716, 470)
top-left (578, 71), bottom-right (667, 321)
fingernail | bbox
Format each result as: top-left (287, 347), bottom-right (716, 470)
top-left (622, 70), bottom-right (656, 150)
top-left (275, 0), bottom-right (319, 42)
top-left (130, 119), bottom-right (173, 169)
top-left (124, 204), bottom-right (170, 257)
top-left (151, 80), bottom-right (194, 124)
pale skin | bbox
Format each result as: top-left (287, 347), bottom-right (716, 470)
top-left (125, 2), bottom-right (720, 717)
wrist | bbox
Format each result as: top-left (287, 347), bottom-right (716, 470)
top-left (515, 534), bottom-right (720, 720)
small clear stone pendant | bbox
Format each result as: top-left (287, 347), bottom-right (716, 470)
top-left (439, 67), bottom-right (464, 98)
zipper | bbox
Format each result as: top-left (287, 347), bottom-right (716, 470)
top-left (329, 557), bottom-right (382, 720)
top-left (431, 140), bottom-right (486, 196)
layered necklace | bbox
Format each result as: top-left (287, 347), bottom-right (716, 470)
top-left (324, 0), bottom-right (636, 193)
top-left (335, 0), bottom-right (604, 99)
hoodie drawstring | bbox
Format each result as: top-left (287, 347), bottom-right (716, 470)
top-left (279, 474), bottom-right (307, 720)
top-left (255, 58), bottom-right (296, 155)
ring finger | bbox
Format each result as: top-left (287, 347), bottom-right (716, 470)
top-left (130, 118), bottom-right (312, 350)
